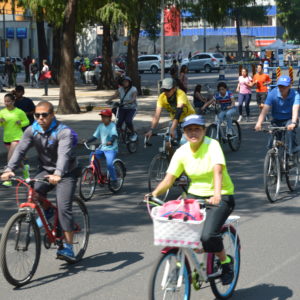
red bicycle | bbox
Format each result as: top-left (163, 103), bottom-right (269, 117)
top-left (0, 177), bottom-right (89, 287)
top-left (79, 143), bottom-right (126, 201)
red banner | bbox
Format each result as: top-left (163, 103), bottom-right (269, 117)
top-left (164, 6), bottom-right (181, 36)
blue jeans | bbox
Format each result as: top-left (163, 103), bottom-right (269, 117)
top-left (269, 119), bottom-right (298, 155)
top-left (90, 150), bottom-right (117, 181)
top-left (217, 107), bottom-right (237, 130)
top-left (238, 93), bottom-right (251, 116)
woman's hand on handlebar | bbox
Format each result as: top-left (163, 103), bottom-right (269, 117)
top-left (145, 130), bottom-right (153, 139)
top-left (44, 174), bottom-right (61, 185)
top-left (1, 171), bottom-right (15, 181)
top-left (207, 195), bottom-right (221, 206)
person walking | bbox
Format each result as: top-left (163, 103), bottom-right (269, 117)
top-left (236, 68), bottom-right (253, 122)
top-left (11, 59), bottom-right (18, 87)
top-left (4, 58), bottom-right (14, 88)
top-left (170, 59), bottom-right (179, 81)
top-left (30, 58), bottom-right (39, 88)
top-left (40, 60), bottom-right (50, 96)
top-left (23, 56), bottom-right (31, 83)
top-left (178, 65), bottom-right (188, 93)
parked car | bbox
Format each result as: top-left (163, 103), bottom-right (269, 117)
top-left (138, 54), bottom-right (172, 74)
top-left (182, 52), bottom-right (226, 73)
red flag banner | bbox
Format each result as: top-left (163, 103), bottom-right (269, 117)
top-left (164, 6), bottom-right (181, 36)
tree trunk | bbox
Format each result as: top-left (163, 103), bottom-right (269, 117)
top-left (235, 15), bottom-right (243, 61)
top-left (36, 7), bottom-right (48, 69)
top-left (51, 26), bottom-right (62, 85)
top-left (57, 0), bottom-right (80, 114)
top-left (97, 23), bottom-right (115, 90)
top-left (127, 26), bottom-right (141, 95)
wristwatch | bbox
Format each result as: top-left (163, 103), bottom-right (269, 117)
top-left (291, 121), bottom-right (297, 125)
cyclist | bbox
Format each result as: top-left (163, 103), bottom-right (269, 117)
top-left (147, 114), bottom-right (235, 285)
top-left (255, 75), bottom-right (300, 159)
top-left (145, 77), bottom-right (195, 142)
top-left (106, 76), bottom-right (138, 141)
top-left (1, 101), bottom-right (79, 262)
top-left (252, 64), bottom-right (271, 113)
top-left (83, 109), bottom-right (118, 189)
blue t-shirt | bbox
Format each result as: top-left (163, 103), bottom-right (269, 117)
top-left (214, 91), bottom-right (233, 111)
top-left (265, 87), bottom-right (300, 120)
top-left (93, 122), bottom-right (118, 151)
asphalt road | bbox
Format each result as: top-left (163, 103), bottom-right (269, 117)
top-left (0, 117), bottom-right (299, 300)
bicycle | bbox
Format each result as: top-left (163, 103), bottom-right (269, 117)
top-left (262, 126), bottom-right (300, 203)
top-left (145, 127), bottom-right (188, 201)
top-left (206, 104), bottom-right (241, 152)
top-left (110, 101), bottom-right (139, 153)
top-left (79, 142), bottom-right (126, 201)
top-left (0, 176), bottom-right (89, 287)
top-left (146, 196), bottom-right (241, 300)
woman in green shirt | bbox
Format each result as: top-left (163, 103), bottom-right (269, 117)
top-left (0, 93), bottom-right (29, 162)
top-left (149, 114), bottom-right (235, 286)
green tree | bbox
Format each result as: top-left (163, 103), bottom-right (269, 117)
top-left (277, 0), bottom-right (300, 42)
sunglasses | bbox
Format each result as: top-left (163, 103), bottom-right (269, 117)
top-left (162, 88), bottom-right (172, 92)
top-left (34, 112), bottom-right (51, 118)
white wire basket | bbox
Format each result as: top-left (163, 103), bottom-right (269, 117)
top-left (151, 206), bottom-right (206, 249)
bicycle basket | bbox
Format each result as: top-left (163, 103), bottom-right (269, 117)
top-left (151, 206), bottom-right (206, 248)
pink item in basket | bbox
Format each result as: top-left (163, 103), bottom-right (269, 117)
top-left (158, 199), bottom-right (203, 221)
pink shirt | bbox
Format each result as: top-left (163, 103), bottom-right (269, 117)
top-left (238, 76), bottom-right (252, 94)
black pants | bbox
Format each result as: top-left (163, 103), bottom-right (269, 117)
top-left (34, 170), bottom-right (77, 232)
top-left (188, 194), bottom-right (235, 253)
top-left (117, 108), bottom-right (136, 132)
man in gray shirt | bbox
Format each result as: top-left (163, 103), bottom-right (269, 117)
top-left (1, 101), bottom-right (78, 262)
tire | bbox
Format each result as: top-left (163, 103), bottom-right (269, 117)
top-left (150, 65), bottom-right (158, 74)
top-left (108, 159), bottom-right (126, 193)
top-left (228, 121), bottom-right (241, 152)
top-left (286, 153), bottom-right (300, 191)
top-left (209, 226), bottom-right (240, 299)
top-left (206, 124), bottom-right (220, 142)
top-left (149, 249), bottom-right (191, 300)
top-left (126, 132), bottom-right (139, 153)
top-left (79, 167), bottom-right (96, 201)
top-left (0, 211), bottom-right (41, 286)
top-left (148, 154), bottom-right (169, 201)
top-left (71, 197), bottom-right (89, 263)
top-left (204, 64), bottom-right (212, 73)
top-left (263, 150), bottom-right (281, 203)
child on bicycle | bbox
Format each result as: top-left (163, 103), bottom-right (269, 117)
top-left (84, 109), bottom-right (118, 188)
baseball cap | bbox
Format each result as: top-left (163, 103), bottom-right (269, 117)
top-left (277, 75), bottom-right (291, 87)
top-left (161, 78), bottom-right (175, 90)
top-left (99, 109), bottom-right (112, 117)
top-left (181, 114), bottom-right (205, 128)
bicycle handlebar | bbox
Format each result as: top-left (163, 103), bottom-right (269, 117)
top-left (83, 142), bottom-right (97, 151)
top-left (261, 126), bottom-right (287, 133)
top-left (0, 176), bottom-right (50, 185)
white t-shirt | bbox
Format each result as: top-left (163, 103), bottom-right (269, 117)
top-left (118, 86), bottom-right (138, 109)
top-left (42, 65), bottom-right (49, 73)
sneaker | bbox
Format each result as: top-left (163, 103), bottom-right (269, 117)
top-left (36, 207), bottom-right (54, 228)
top-left (237, 115), bottom-right (243, 122)
top-left (23, 164), bottom-right (30, 179)
top-left (2, 180), bottom-right (12, 187)
top-left (220, 256), bottom-right (234, 285)
top-left (130, 132), bottom-right (138, 142)
top-left (57, 243), bottom-right (76, 262)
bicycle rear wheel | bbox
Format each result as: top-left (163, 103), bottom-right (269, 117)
top-left (0, 211), bottom-right (41, 286)
top-left (126, 131), bottom-right (139, 153)
top-left (79, 167), bottom-right (96, 201)
top-left (208, 226), bottom-right (240, 299)
top-left (228, 121), bottom-right (241, 152)
top-left (286, 153), bottom-right (300, 191)
top-left (264, 150), bottom-right (281, 203)
top-left (108, 159), bottom-right (126, 193)
top-left (148, 153), bottom-right (169, 201)
top-left (71, 197), bottom-right (89, 263)
top-left (149, 249), bottom-right (191, 300)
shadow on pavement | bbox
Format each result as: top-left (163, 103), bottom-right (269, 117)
top-left (232, 283), bottom-right (293, 300)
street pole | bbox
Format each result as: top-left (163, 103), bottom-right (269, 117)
top-left (203, 20), bottom-right (206, 53)
top-left (160, 0), bottom-right (165, 82)
top-left (2, 8), bottom-right (6, 57)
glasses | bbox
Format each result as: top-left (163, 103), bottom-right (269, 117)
top-left (34, 112), bottom-right (51, 118)
top-left (162, 88), bottom-right (172, 92)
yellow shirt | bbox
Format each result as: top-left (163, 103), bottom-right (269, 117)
top-left (157, 89), bottom-right (195, 123)
top-left (167, 137), bottom-right (234, 196)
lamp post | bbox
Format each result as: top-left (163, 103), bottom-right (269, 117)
top-left (160, 0), bottom-right (165, 81)
top-left (216, 43), bottom-right (220, 52)
top-left (2, 7), bottom-right (6, 57)
top-left (203, 20), bottom-right (207, 52)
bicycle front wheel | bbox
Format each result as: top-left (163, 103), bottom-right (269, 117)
top-left (286, 153), bottom-right (300, 191)
top-left (208, 225), bottom-right (240, 299)
top-left (264, 150), bottom-right (281, 203)
top-left (108, 159), bottom-right (126, 193)
top-left (228, 121), bottom-right (241, 152)
top-left (71, 197), bottom-right (90, 263)
top-left (0, 211), bottom-right (41, 286)
top-left (79, 167), bottom-right (96, 201)
top-left (206, 124), bottom-right (219, 142)
top-left (148, 154), bottom-right (169, 201)
top-left (149, 250), bottom-right (191, 300)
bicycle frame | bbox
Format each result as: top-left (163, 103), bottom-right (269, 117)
top-left (89, 152), bottom-right (109, 185)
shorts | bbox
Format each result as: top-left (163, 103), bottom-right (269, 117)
top-left (4, 140), bottom-right (19, 146)
top-left (256, 92), bottom-right (267, 106)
